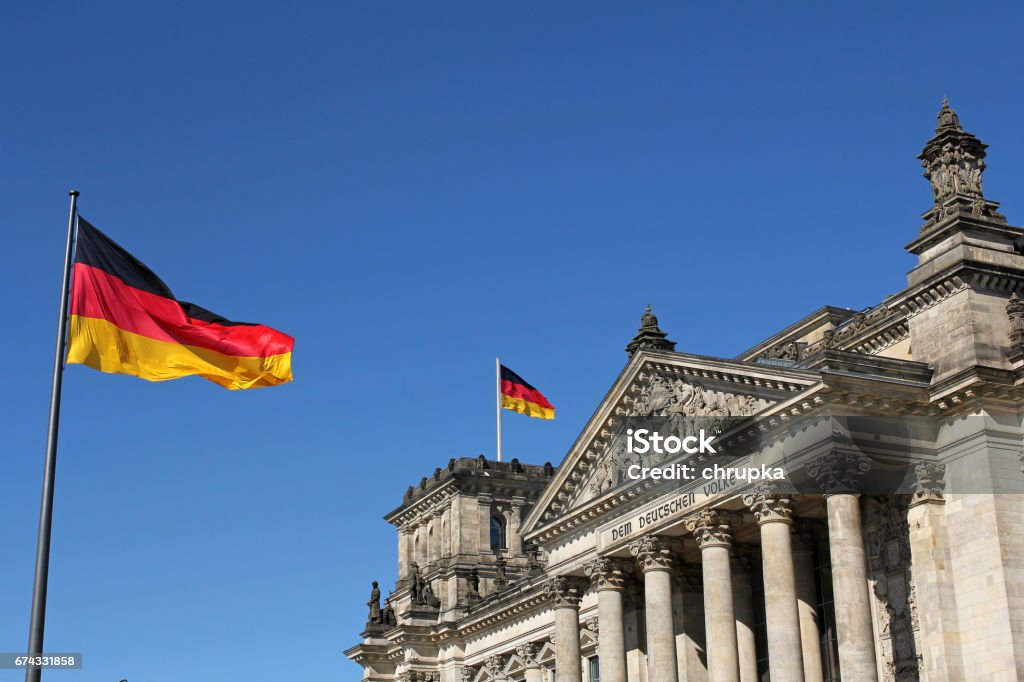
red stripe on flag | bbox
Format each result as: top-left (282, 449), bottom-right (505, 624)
top-left (71, 263), bottom-right (294, 358)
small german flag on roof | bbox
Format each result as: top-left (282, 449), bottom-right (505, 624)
top-left (499, 365), bottom-right (554, 420)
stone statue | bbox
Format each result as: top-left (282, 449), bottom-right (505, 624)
top-left (421, 579), bottom-right (440, 608)
top-left (367, 581), bottom-right (381, 624)
top-left (494, 555), bottom-right (507, 584)
top-left (381, 593), bottom-right (396, 626)
top-left (409, 562), bottom-right (422, 604)
top-left (468, 567), bottom-right (480, 599)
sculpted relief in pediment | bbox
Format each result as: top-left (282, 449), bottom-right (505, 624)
top-left (630, 373), bottom-right (762, 418)
top-left (577, 373), bottom-right (771, 501)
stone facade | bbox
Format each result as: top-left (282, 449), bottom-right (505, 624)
top-left (346, 103), bottom-right (1024, 681)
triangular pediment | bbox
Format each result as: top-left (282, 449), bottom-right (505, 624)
top-left (520, 350), bottom-right (821, 537)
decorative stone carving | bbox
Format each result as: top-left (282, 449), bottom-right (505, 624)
top-left (629, 535), bottom-right (675, 571)
top-left (756, 340), bottom-right (806, 363)
top-left (918, 99), bottom-right (1006, 230)
top-left (494, 555), bottom-right (508, 586)
top-left (585, 617), bottom-right (600, 639)
top-left (911, 462), bottom-right (946, 504)
top-left (516, 643), bottom-right (540, 668)
top-left (483, 656), bottom-right (505, 678)
top-left (685, 509), bottom-right (732, 549)
top-left (743, 482), bottom-right (793, 524)
top-left (808, 450), bottom-right (871, 493)
top-left (630, 373), bottom-right (760, 418)
top-left (584, 556), bottom-right (630, 590)
top-left (626, 304), bottom-right (677, 357)
top-left (460, 665), bottom-right (477, 682)
top-left (803, 305), bottom-right (895, 356)
top-left (1008, 293), bottom-right (1024, 351)
top-left (524, 541), bottom-right (545, 575)
top-left (543, 575), bottom-right (588, 607)
top-left (866, 496), bottom-right (922, 680)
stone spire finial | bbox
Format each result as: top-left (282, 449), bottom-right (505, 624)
top-left (918, 99), bottom-right (1006, 230)
top-left (625, 305), bottom-right (677, 357)
top-left (936, 97), bottom-right (962, 132)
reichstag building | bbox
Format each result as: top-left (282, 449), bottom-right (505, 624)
top-left (347, 102), bottom-right (1024, 681)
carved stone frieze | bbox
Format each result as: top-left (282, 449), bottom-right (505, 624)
top-left (756, 340), bottom-right (806, 363)
top-left (629, 535), bottom-right (676, 571)
top-left (630, 373), bottom-right (761, 418)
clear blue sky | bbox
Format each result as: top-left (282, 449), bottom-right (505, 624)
top-left (3, 3), bottom-right (1023, 681)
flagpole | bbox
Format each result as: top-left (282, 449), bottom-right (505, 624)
top-left (26, 190), bottom-right (79, 682)
top-left (495, 357), bottom-right (502, 462)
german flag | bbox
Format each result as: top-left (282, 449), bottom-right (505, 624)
top-left (67, 218), bottom-right (294, 390)
top-left (500, 365), bottom-right (554, 420)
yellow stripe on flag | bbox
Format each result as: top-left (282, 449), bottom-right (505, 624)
top-left (68, 315), bottom-right (292, 390)
top-left (501, 394), bottom-right (555, 420)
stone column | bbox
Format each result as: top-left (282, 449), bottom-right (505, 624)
top-left (584, 557), bottom-right (630, 682)
top-left (415, 521), bottom-right (428, 567)
top-left (686, 510), bottom-right (739, 682)
top-left (428, 512), bottom-right (441, 564)
top-left (680, 568), bottom-right (709, 682)
top-left (398, 527), bottom-right (412, 579)
top-left (630, 535), bottom-right (679, 682)
top-left (792, 530), bottom-right (823, 682)
top-left (441, 507), bottom-right (452, 558)
top-left (907, 463), bottom-right (962, 681)
top-left (518, 643), bottom-right (544, 682)
top-left (809, 447), bottom-right (878, 682)
top-left (730, 554), bottom-right (758, 682)
top-left (825, 494), bottom-right (878, 681)
top-left (544, 575), bottom-right (588, 682)
top-left (744, 485), bottom-right (804, 682)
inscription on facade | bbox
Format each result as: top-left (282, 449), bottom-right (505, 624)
top-left (598, 476), bottom-right (740, 549)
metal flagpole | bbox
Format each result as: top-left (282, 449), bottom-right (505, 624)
top-left (495, 357), bottom-right (502, 462)
top-left (26, 190), bottom-right (79, 682)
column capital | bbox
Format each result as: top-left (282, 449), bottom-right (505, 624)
top-left (743, 482), bottom-right (794, 525)
top-left (911, 461), bottom-right (946, 506)
top-left (629, 535), bottom-right (676, 572)
top-left (543, 575), bottom-right (588, 608)
top-left (516, 642), bottom-right (541, 669)
top-left (584, 556), bottom-right (631, 590)
top-left (685, 508), bottom-right (733, 549)
top-left (808, 450), bottom-right (871, 493)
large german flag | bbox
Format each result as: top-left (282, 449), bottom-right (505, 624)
top-left (67, 218), bottom-right (294, 389)
top-left (500, 365), bottom-right (554, 420)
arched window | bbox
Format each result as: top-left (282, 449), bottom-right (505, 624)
top-left (490, 515), bottom-right (506, 551)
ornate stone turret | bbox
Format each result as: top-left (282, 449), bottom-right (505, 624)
top-left (918, 98), bottom-right (1006, 231)
top-left (625, 304), bottom-right (676, 357)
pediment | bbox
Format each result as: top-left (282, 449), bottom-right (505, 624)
top-left (520, 350), bottom-right (821, 537)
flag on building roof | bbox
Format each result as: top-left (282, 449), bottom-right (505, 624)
top-left (67, 217), bottom-right (294, 389)
top-left (499, 365), bottom-right (554, 419)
